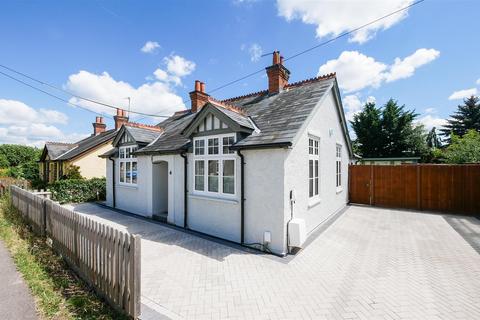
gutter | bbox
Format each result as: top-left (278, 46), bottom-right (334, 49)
top-left (108, 156), bottom-right (116, 208)
top-left (237, 150), bottom-right (245, 244)
top-left (180, 152), bottom-right (188, 228)
top-left (230, 141), bottom-right (292, 151)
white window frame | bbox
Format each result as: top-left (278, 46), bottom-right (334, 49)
top-left (336, 143), bottom-right (342, 192)
top-left (192, 133), bottom-right (237, 198)
top-left (308, 136), bottom-right (320, 204)
top-left (119, 145), bottom-right (138, 186)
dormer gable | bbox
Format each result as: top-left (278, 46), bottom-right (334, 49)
top-left (182, 103), bottom-right (254, 138)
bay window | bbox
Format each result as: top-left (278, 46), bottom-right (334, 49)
top-left (119, 145), bottom-right (138, 185)
top-left (193, 134), bottom-right (236, 197)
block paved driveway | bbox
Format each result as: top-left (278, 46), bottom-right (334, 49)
top-left (68, 203), bottom-right (480, 320)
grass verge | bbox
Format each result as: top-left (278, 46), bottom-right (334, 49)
top-left (0, 194), bottom-right (129, 320)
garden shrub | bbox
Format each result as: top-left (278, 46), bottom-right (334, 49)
top-left (49, 178), bottom-right (106, 204)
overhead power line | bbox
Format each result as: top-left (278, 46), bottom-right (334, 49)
top-left (0, 0), bottom-right (425, 121)
top-left (0, 70), bottom-right (114, 119)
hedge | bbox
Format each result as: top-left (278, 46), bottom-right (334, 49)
top-left (49, 178), bottom-right (106, 204)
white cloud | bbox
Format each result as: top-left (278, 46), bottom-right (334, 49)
top-left (0, 99), bottom-right (68, 125)
top-left (343, 94), bottom-right (376, 121)
top-left (415, 114), bottom-right (447, 130)
top-left (164, 55), bottom-right (196, 77)
top-left (0, 99), bottom-right (86, 147)
top-left (424, 107), bottom-right (436, 114)
top-left (319, 51), bottom-right (387, 93)
top-left (277, 0), bottom-right (414, 44)
top-left (385, 48), bottom-right (440, 82)
top-left (153, 68), bottom-right (181, 86)
top-left (319, 49), bottom-right (440, 93)
top-left (65, 70), bottom-right (185, 117)
top-left (248, 43), bottom-right (263, 62)
top-left (141, 41), bottom-right (160, 54)
top-left (476, 78), bottom-right (480, 85)
top-left (448, 88), bottom-right (478, 100)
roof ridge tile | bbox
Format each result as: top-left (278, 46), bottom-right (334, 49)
top-left (126, 122), bottom-right (164, 132)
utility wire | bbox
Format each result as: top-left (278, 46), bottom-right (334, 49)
top-left (208, 0), bottom-right (425, 94)
top-left (0, 0), bottom-right (425, 121)
top-left (0, 63), bottom-right (171, 118)
top-left (0, 69), bottom-right (114, 119)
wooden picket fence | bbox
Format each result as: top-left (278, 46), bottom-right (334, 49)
top-left (9, 186), bottom-right (141, 318)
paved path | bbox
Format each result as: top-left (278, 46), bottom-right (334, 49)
top-left (0, 240), bottom-right (38, 320)
top-left (68, 203), bottom-right (480, 320)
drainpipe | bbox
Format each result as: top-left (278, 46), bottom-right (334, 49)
top-left (237, 149), bottom-right (245, 244)
top-left (108, 157), bottom-right (116, 208)
top-left (180, 152), bottom-right (188, 228)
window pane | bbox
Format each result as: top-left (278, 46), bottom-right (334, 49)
top-left (208, 160), bottom-right (219, 192)
top-left (223, 160), bottom-right (235, 194)
top-left (126, 148), bottom-right (130, 158)
top-left (194, 140), bottom-right (205, 155)
top-left (194, 160), bottom-right (205, 191)
top-left (309, 160), bottom-right (313, 178)
top-left (120, 162), bottom-right (125, 183)
top-left (208, 138), bottom-right (219, 155)
top-left (315, 160), bottom-right (319, 195)
top-left (309, 179), bottom-right (313, 197)
top-left (223, 136), bottom-right (235, 154)
top-left (131, 146), bottom-right (138, 157)
top-left (132, 162), bottom-right (137, 184)
top-left (120, 148), bottom-right (125, 159)
top-left (126, 162), bottom-right (131, 183)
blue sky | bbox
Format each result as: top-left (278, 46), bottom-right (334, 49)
top-left (0, 0), bottom-right (478, 146)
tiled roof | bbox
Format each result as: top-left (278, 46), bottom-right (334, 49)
top-left (56, 129), bottom-right (117, 160)
top-left (44, 142), bottom-right (77, 160)
top-left (124, 124), bottom-right (162, 145)
top-left (138, 73), bottom-right (349, 154)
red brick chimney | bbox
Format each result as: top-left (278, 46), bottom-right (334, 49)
top-left (92, 116), bottom-right (106, 135)
top-left (266, 50), bottom-right (290, 94)
top-left (114, 108), bottom-right (129, 130)
top-left (189, 80), bottom-right (209, 113)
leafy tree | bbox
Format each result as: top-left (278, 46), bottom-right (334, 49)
top-left (0, 144), bottom-right (41, 167)
top-left (62, 165), bottom-right (83, 180)
top-left (351, 99), bottom-right (428, 158)
top-left (0, 154), bottom-right (9, 168)
top-left (441, 95), bottom-right (480, 139)
top-left (443, 129), bottom-right (480, 164)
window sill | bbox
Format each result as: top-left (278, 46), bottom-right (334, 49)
top-left (336, 187), bottom-right (343, 194)
top-left (189, 193), bottom-right (239, 204)
top-left (308, 198), bottom-right (322, 209)
top-left (117, 184), bottom-right (138, 190)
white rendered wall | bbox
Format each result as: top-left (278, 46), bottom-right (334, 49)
top-left (284, 88), bottom-right (350, 237)
top-left (113, 155), bottom-right (153, 218)
top-left (242, 148), bottom-right (287, 255)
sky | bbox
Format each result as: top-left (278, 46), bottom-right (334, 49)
top-left (0, 0), bottom-right (478, 147)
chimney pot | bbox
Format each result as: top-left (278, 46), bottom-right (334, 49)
top-left (92, 116), bottom-right (107, 135)
top-left (190, 80), bottom-right (209, 113)
top-left (114, 108), bottom-right (129, 130)
top-left (266, 50), bottom-right (290, 94)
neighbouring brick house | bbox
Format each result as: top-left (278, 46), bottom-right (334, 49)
top-left (102, 51), bottom-right (354, 255)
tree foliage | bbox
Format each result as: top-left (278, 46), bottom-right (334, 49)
top-left (351, 99), bottom-right (428, 158)
top-left (62, 165), bottom-right (83, 180)
top-left (443, 130), bottom-right (480, 164)
top-left (0, 144), bottom-right (41, 181)
top-left (441, 96), bottom-right (480, 139)
top-left (426, 127), bottom-right (442, 148)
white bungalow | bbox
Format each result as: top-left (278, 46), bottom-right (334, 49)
top-left (102, 51), bottom-right (353, 256)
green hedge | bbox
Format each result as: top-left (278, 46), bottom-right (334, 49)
top-left (49, 178), bottom-right (106, 204)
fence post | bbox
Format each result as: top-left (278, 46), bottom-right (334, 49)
top-left (131, 234), bottom-right (141, 318)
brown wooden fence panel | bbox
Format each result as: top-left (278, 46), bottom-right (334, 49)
top-left (10, 186), bottom-right (141, 318)
top-left (349, 165), bottom-right (371, 205)
top-left (349, 164), bottom-right (480, 216)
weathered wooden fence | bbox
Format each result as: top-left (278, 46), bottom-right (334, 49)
top-left (9, 186), bottom-right (141, 318)
top-left (349, 164), bottom-right (480, 215)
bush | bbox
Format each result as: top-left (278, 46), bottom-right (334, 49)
top-left (49, 178), bottom-right (106, 204)
top-left (61, 165), bottom-right (83, 180)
